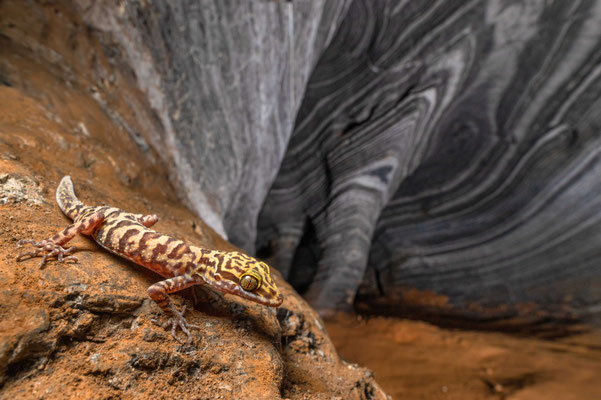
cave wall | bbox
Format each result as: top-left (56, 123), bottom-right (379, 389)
top-left (258, 0), bottom-right (601, 325)
top-left (76, 0), bottom-right (352, 246)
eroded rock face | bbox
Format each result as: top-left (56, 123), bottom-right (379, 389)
top-left (0, 67), bottom-right (387, 400)
top-left (257, 0), bottom-right (601, 326)
top-left (75, 0), bottom-right (352, 248)
top-left (0, 207), bottom-right (385, 399)
top-left (0, 2), bottom-right (388, 397)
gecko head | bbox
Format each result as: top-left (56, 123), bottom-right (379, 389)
top-left (213, 252), bottom-right (283, 307)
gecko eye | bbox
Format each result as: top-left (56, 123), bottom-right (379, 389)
top-left (240, 274), bottom-right (260, 291)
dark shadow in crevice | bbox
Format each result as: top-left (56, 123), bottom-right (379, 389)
top-left (287, 217), bottom-right (320, 295)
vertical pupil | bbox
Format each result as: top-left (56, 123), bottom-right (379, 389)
top-left (243, 276), bottom-right (254, 289)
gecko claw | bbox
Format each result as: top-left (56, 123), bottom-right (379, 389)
top-left (16, 239), bottom-right (78, 267)
top-left (152, 305), bottom-right (200, 345)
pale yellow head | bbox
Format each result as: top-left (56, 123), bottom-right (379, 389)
top-left (211, 251), bottom-right (283, 307)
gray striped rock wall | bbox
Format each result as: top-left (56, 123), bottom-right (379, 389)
top-left (78, 0), bottom-right (352, 244)
top-left (258, 0), bottom-right (601, 327)
top-left (64, 0), bottom-right (601, 327)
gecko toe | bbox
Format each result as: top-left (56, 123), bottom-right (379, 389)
top-left (171, 323), bottom-right (185, 344)
top-left (16, 250), bottom-right (38, 261)
top-left (17, 239), bottom-right (37, 247)
top-left (16, 239), bottom-right (79, 267)
top-left (177, 321), bottom-right (193, 344)
top-left (154, 305), bottom-right (200, 345)
top-left (166, 315), bottom-right (194, 344)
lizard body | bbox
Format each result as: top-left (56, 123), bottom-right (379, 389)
top-left (16, 176), bottom-right (283, 343)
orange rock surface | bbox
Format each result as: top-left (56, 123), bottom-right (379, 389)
top-left (0, 38), bottom-right (388, 400)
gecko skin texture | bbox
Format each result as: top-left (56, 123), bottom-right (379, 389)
top-left (16, 176), bottom-right (283, 344)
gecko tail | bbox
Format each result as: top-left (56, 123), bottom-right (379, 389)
top-left (56, 176), bottom-right (84, 220)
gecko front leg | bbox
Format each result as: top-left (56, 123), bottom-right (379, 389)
top-left (16, 211), bottom-right (105, 267)
top-left (148, 274), bottom-right (202, 344)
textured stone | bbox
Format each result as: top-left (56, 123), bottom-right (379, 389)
top-left (0, 2), bottom-right (389, 397)
top-left (77, 0), bottom-right (352, 248)
top-left (258, 0), bottom-right (601, 325)
top-left (0, 75), bottom-right (388, 400)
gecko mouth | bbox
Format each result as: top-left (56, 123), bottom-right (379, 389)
top-left (234, 288), bottom-right (283, 307)
top-left (215, 281), bottom-right (283, 307)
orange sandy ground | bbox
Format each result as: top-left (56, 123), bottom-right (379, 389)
top-left (326, 315), bottom-right (601, 400)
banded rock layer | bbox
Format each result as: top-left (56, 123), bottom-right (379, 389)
top-left (77, 0), bottom-right (352, 244)
top-left (258, 0), bottom-right (601, 326)
top-left (9, 0), bottom-right (599, 327)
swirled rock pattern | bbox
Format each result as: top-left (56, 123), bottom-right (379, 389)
top-left (258, 0), bottom-right (601, 325)
top-left (6, 0), bottom-right (599, 328)
top-left (77, 0), bottom-right (351, 246)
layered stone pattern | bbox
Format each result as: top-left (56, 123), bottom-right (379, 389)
top-left (35, 0), bottom-right (601, 326)
top-left (78, 0), bottom-right (352, 244)
top-left (258, 0), bottom-right (601, 324)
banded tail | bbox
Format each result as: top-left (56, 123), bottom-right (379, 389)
top-left (56, 176), bottom-right (84, 220)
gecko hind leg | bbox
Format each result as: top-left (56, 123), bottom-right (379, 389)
top-left (16, 212), bottom-right (105, 267)
top-left (17, 240), bottom-right (79, 267)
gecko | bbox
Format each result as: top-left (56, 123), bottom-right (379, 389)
top-left (16, 176), bottom-right (283, 344)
